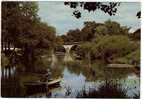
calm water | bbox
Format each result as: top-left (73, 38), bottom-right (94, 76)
top-left (1, 53), bottom-right (140, 98)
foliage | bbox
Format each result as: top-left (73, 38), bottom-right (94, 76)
top-left (81, 21), bottom-right (96, 41)
top-left (1, 53), bottom-right (9, 68)
top-left (95, 25), bottom-right (108, 37)
top-left (2, 2), bottom-right (56, 72)
top-left (2, 1), bottom-right (56, 48)
top-left (34, 54), bottom-right (51, 71)
top-left (61, 29), bottom-right (81, 43)
top-left (136, 11), bottom-right (141, 18)
top-left (60, 20), bottom-right (130, 43)
top-left (79, 35), bottom-right (138, 63)
top-left (64, 2), bottom-right (120, 18)
top-left (113, 48), bottom-right (140, 66)
top-left (55, 36), bottom-right (64, 45)
top-left (129, 29), bottom-right (140, 41)
top-left (76, 80), bottom-right (127, 98)
top-left (104, 20), bottom-right (130, 35)
top-left (18, 21), bottom-right (56, 49)
top-left (80, 42), bottom-right (93, 53)
top-left (94, 36), bottom-right (137, 61)
top-left (2, 2), bottom-right (39, 48)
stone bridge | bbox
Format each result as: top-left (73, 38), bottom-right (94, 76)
top-left (62, 42), bottom-right (80, 53)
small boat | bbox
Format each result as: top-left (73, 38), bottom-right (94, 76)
top-left (48, 78), bottom-right (61, 88)
top-left (24, 78), bottom-right (61, 87)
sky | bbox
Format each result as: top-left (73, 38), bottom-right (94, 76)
top-left (38, 2), bottom-right (141, 35)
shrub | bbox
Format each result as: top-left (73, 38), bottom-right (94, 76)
top-left (77, 80), bottom-right (127, 98)
top-left (1, 53), bottom-right (9, 68)
top-left (76, 35), bottom-right (139, 64)
top-left (113, 48), bottom-right (140, 66)
top-left (91, 35), bottom-right (138, 62)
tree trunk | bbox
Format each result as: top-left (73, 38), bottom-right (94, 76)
top-left (8, 41), bottom-right (10, 51)
top-left (2, 42), bottom-right (3, 52)
top-left (23, 45), bottom-right (35, 72)
top-left (4, 42), bottom-right (7, 51)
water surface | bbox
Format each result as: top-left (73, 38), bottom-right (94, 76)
top-left (1, 53), bottom-right (140, 98)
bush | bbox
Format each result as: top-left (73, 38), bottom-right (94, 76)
top-left (1, 53), bottom-right (9, 68)
top-left (76, 35), bottom-right (139, 64)
top-left (79, 42), bottom-right (95, 59)
top-left (113, 48), bottom-right (140, 66)
top-left (77, 80), bottom-right (127, 98)
top-left (91, 35), bottom-right (138, 62)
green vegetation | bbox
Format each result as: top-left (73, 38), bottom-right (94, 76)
top-left (2, 2), bottom-right (56, 72)
top-left (113, 49), bottom-right (140, 66)
top-left (2, 1), bottom-right (139, 71)
top-left (77, 81), bottom-right (127, 98)
top-left (92, 36), bottom-right (138, 62)
top-left (61, 20), bottom-right (129, 43)
top-left (1, 53), bottom-right (9, 68)
top-left (77, 35), bottom-right (139, 65)
top-left (1, 2), bottom-right (140, 98)
top-left (19, 73), bottom-right (42, 96)
top-left (63, 20), bottom-right (140, 67)
top-left (64, 2), bottom-right (120, 18)
top-left (76, 79), bottom-right (139, 98)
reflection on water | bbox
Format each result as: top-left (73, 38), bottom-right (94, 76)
top-left (1, 66), bottom-right (22, 97)
top-left (2, 66), bottom-right (16, 78)
top-left (51, 53), bottom-right (58, 68)
top-left (1, 53), bottom-right (140, 98)
top-left (50, 65), bottom-right (139, 98)
top-left (63, 52), bottom-right (73, 62)
top-left (121, 74), bottom-right (139, 96)
top-left (51, 67), bottom-right (95, 98)
top-left (63, 45), bottom-right (73, 62)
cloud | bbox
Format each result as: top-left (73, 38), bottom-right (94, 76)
top-left (38, 2), bottom-right (141, 35)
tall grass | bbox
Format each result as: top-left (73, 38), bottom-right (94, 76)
top-left (76, 80), bottom-right (128, 98)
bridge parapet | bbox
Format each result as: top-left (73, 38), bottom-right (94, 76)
top-left (63, 42), bottom-right (80, 45)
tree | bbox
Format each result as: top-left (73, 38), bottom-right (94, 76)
top-left (133, 29), bottom-right (140, 41)
top-left (104, 20), bottom-right (129, 35)
top-left (18, 19), bottom-right (56, 71)
top-left (92, 35), bottom-right (138, 63)
top-left (62, 20), bottom-right (130, 43)
top-left (80, 42), bottom-right (93, 67)
top-left (136, 11), bottom-right (141, 19)
top-left (2, 2), bottom-right (19, 51)
top-left (55, 36), bottom-right (64, 46)
top-left (2, 2), bottom-right (56, 72)
top-left (2, 2), bottom-right (39, 51)
top-left (66, 29), bottom-right (81, 42)
top-left (91, 20), bottom-right (130, 41)
top-left (60, 35), bottom-right (68, 43)
top-left (80, 21), bottom-right (97, 41)
top-left (64, 2), bottom-right (120, 18)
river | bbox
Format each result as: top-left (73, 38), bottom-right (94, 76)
top-left (1, 52), bottom-right (140, 98)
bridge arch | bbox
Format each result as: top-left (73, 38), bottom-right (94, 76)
top-left (54, 45), bottom-right (66, 53)
top-left (70, 44), bottom-right (80, 52)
